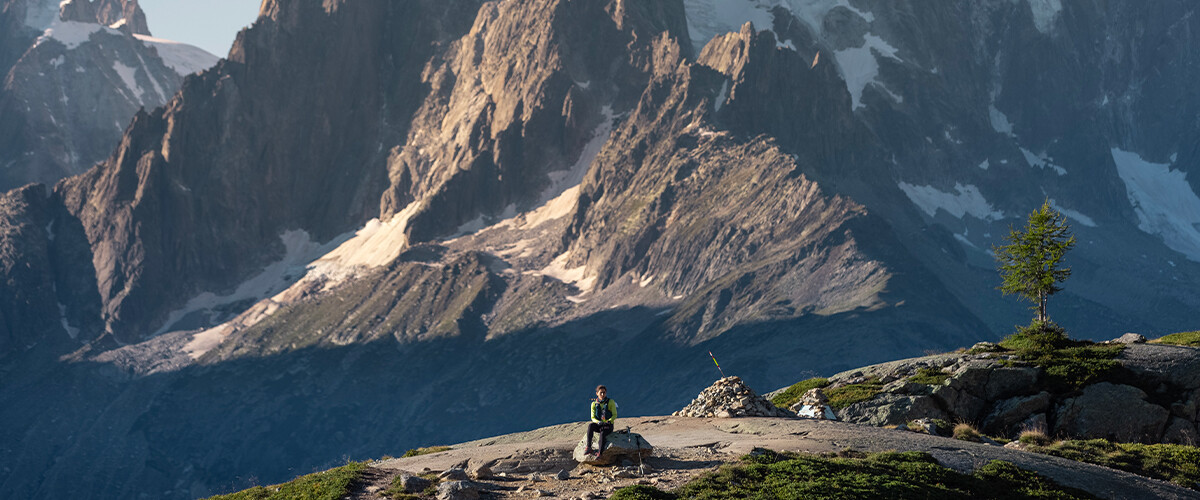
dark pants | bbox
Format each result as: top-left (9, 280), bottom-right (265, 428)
top-left (587, 422), bottom-right (613, 452)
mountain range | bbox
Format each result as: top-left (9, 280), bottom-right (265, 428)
top-left (1, 0), bottom-right (1198, 497)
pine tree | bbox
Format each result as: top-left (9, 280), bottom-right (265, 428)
top-left (994, 200), bottom-right (1076, 326)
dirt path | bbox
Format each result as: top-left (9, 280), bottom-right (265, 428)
top-left (366, 416), bottom-right (1199, 499)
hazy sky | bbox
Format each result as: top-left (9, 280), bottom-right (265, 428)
top-left (139, 0), bottom-right (261, 57)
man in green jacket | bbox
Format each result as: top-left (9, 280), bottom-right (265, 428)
top-left (585, 385), bottom-right (617, 457)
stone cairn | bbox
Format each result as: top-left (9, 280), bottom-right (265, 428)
top-left (791, 388), bottom-right (837, 420)
top-left (673, 376), bottom-right (794, 418)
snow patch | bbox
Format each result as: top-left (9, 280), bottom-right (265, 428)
top-left (111, 61), bottom-right (143, 101)
top-left (310, 202), bottom-right (422, 276)
top-left (1111, 148), bottom-right (1200, 261)
top-left (684, 0), bottom-right (775, 52)
top-left (898, 182), bottom-right (1005, 221)
top-left (714, 79), bottom-right (729, 112)
top-left (154, 230), bottom-right (334, 336)
top-left (989, 104), bottom-right (1014, 136)
top-left (50, 56), bottom-right (65, 68)
top-left (37, 19), bottom-right (103, 49)
top-left (541, 252), bottom-right (597, 294)
top-left (832, 34), bottom-right (902, 110)
top-left (45, 220), bottom-right (56, 241)
top-left (1020, 147), bottom-right (1067, 175)
top-left (134, 34), bottom-right (220, 76)
top-left (1048, 200), bottom-right (1097, 228)
top-left (978, 159), bottom-right (990, 170)
top-left (24, 0), bottom-right (61, 29)
top-left (1027, 0), bottom-right (1063, 34)
top-left (57, 302), bottom-right (80, 339)
top-left (489, 106), bottom-right (616, 232)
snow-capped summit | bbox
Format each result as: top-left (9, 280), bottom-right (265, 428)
top-left (0, 0), bottom-right (218, 190)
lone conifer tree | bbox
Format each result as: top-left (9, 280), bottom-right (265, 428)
top-left (994, 200), bottom-right (1076, 325)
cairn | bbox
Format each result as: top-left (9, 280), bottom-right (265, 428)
top-left (791, 388), bottom-right (837, 420)
top-left (673, 376), bottom-right (794, 418)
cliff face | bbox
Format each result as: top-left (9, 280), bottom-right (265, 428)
top-left (2, 0), bottom-right (1200, 498)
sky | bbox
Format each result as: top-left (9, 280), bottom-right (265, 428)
top-left (139, 0), bottom-right (262, 57)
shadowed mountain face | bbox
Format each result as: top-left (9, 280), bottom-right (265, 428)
top-left (2, 0), bottom-right (1200, 497)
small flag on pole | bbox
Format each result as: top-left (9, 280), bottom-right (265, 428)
top-left (708, 351), bottom-right (726, 378)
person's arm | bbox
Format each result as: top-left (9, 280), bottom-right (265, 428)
top-left (590, 401), bottom-right (602, 424)
top-left (607, 400), bottom-right (617, 424)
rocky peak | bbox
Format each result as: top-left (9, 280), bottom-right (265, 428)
top-left (58, 0), bottom-right (149, 35)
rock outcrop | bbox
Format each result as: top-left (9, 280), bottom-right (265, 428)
top-left (821, 343), bottom-right (1200, 444)
top-left (674, 376), bottom-right (794, 418)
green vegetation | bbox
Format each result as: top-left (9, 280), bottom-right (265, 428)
top-left (610, 449), bottom-right (1096, 499)
top-left (1154, 331), bottom-right (1200, 347)
top-left (206, 462), bottom-right (367, 500)
top-left (1025, 439), bottom-right (1200, 490)
top-left (996, 324), bottom-right (1127, 392)
top-left (953, 423), bottom-right (982, 442)
top-left (825, 377), bottom-right (884, 410)
top-left (770, 377), bottom-right (830, 408)
top-left (993, 200), bottom-right (1076, 326)
top-left (610, 484), bottom-right (677, 500)
top-left (402, 446), bottom-right (451, 458)
top-left (382, 473), bottom-right (440, 499)
top-left (908, 367), bottom-right (949, 385)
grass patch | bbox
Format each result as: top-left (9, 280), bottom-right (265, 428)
top-left (825, 377), bottom-right (884, 410)
top-left (206, 461), bottom-right (367, 500)
top-left (1154, 331), bottom-right (1200, 347)
top-left (953, 423), bottom-right (982, 442)
top-left (611, 484), bottom-right (677, 500)
top-left (633, 448), bottom-right (1096, 499)
top-left (770, 377), bottom-right (830, 408)
top-left (401, 446), bottom-right (451, 458)
top-left (994, 323), bottom-right (1127, 392)
top-left (1026, 439), bottom-right (1200, 490)
top-left (908, 367), bottom-right (950, 385)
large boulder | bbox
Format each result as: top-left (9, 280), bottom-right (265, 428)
top-left (1162, 417), bottom-right (1200, 445)
top-left (838, 394), bottom-right (946, 426)
top-left (931, 384), bottom-right (987, 422)
top-left (394, 473), bottom-right (433, 494)
top-left (437, 481), bottom-right (483, 500)
top-left (674, 376), bottom-right (794, 418)
top-left (982, 392), bottom-right (1052, 436)
top-left (572, 430), bottom-right (652, 465)
top-left (1054, 382), bottom-right (1170, 442)
top-left (1118, 344), bottom-right (1200, 390)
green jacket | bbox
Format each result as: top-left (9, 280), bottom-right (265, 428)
top-left (591, 398), bottom-right (617, 424)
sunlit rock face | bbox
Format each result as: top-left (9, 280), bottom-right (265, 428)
top-left (2, 1), bottom-right (1200, 498)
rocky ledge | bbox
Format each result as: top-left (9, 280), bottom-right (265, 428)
top-left (813, 341), bottom-right (1200, 444)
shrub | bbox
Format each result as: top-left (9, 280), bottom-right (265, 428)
top-left (770, 377), bottom-right (831, 408)
top-left (908, 367), bottom-right (950, 385)
top-left (825, 378), bottom-right (884, 410)
top-left (1018, 429), bottom-right (1052, 446)
top-left (1154, 331), bottom-right (1200, 347)
top-left (1000, 320), bottom-right (1072, 353)
top-left (953, 423), bottom-right (981, 442)
top-left (610, 485), bottom-right (676, 500)
top-left (1025, 439), bottom-right (1200, 490)
top-left (401, 446), bottom-right (451, 458)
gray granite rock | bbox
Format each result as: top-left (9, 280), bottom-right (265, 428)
top-left (1054, 382), bottom-right (1170, 442)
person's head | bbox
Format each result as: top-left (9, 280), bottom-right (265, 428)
top-left (595, 385), bottom-right (607, 400)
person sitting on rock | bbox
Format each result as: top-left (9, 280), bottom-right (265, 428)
top-left (585, 385), bottom-right (617, 457)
